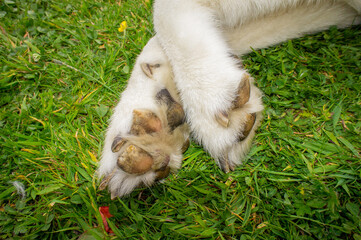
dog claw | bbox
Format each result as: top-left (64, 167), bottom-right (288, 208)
top-left (239, 113), bottom-right (256, 141)
top-left (215, 74), bottom-right (251, 128)
top-left (99, 169), bottom-right (117, 191)
top-left (111, 136), bottom-right (126, 153)
top-left (181, 138), bottom-right (190, 153)
top-left (156, 88), bottom-right (185, 130)
top-left (233, 74), bottom-right (251, 108)
top-left (111, 192), bottom-right (117, 200)
top-left (167, 103), bottom-right (185, 131)
top-left (215, 111), bottom-right (230, 128)
top-left (219, 154), bottom-right (234, 173)
top-left (155, 167), bottom-right (171, 180)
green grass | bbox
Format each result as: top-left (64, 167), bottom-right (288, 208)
top-left (0, 0), bottom-right (360, 239)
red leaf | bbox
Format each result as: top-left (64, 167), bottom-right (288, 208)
top-left (99, 206), bottom-right (114, 233)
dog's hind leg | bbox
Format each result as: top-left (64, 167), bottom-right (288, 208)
top-left (225, 1), bottom-right (361, 55)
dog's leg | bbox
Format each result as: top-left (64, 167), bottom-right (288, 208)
top-left (225, 1), bottom-right (361, 55)
top-left (154, 1), bottom-right (264, 171)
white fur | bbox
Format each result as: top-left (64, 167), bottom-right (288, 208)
top-left (153, 0), bottom-right (360, 166)
top-left (10, 181), bottom-right (26, 199)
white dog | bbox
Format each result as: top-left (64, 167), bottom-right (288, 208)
top-left (99, 0), bottom-right (360, 198)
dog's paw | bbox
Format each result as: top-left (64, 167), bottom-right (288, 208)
top-left (215, 73), bottom-right (263, 172)
top-left (98, 37), bottom-right (190, 198)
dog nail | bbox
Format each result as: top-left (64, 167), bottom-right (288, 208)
top-left (215, 111), bottom-right (230, 128)
top-left (141, 63), bottom-right (161, 79)
top-left (155, 167), bottom-right (171, 180)
top-left (156, 88), bottom-right (185, 130)
top-left (111, 136), bottom-right (127, 153)
top-left (233, 73), bottom-right (251, 108)
top-left (239, 113), bottom-right (256, 141)
top-left (99, 169), bottom-right (117, 190)
top-left (111, 192), bottom-right (117, 200)
top-left (219, 154), bottom-right (231, 173)
top-left (181, 138), bottom-right (190, 153)
top-left (167, 103), bottom-right (185, 130)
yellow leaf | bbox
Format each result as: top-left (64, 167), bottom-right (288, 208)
top-left (88, 151), bottom-right (98, 163)
top-left (30, 116), bottom-right (45, 127)
top-left (283, 165), bottom-right (292, 171)
top-left (294, 115), bottom-right (300, 122)
top-left (257, 222), bottom-right (268, 229)
top-left (81, 162), bottom-right (88, 169)
top-left (118, 21), bottom-right (127, 32)
top-left (16, 175), bottom-right (27, 180)
top-left (21, 148), bottom-right (40, 154)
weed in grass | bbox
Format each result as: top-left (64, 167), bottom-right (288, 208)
top-left (0, 0), bottom-right (360, 239)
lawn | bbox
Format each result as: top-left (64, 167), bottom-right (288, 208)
top-left (0, 0), bottom-right (360, 239)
